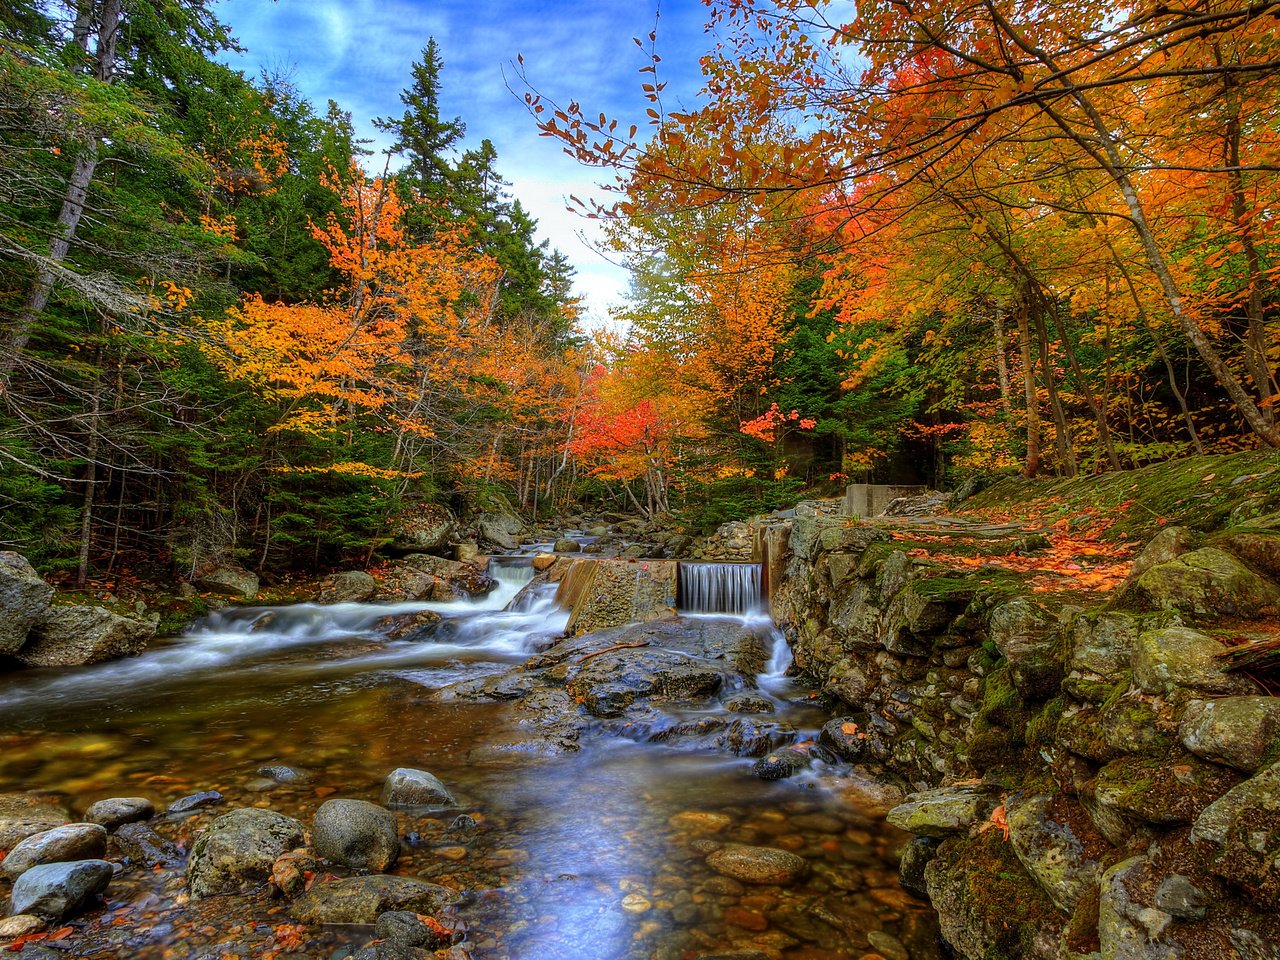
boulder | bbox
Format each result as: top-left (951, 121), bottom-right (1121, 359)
top-left (476, 512), bottom-right (523, 551)
top-left (752, 748), bottom-right (812, 781)
top-left (196, 563), bottom-right (259, 600)
top-left (186, 808), bottom-right (306, 898)
top-left (111, 822), bottom-right (182, 868)
top-left (381, 768), bottom-right (456, 808)
top-left (1132, 626), bottom-right (1256, 697)
top-left (1179, 697), bottom-right (1280, 773)
top-left (379, 555), bottom-right (494, 601)
top-left (532, 552), bottom-right (557, 572)
top-left (166, 790), bottom-right (224, 815)
top-left (375, 911), bottom-right (451, 954)
top-left (553, 537), bottom-right (580, 553)
top-left (287, 875), bottom-right (459, 924)
top-left (0, 794), bottom-right (70, 850)
top-left (312, 799), bottom-right (399, 872)
top-left (1128, 547), bottom-right (1280, 619)
top-left (0, 552), bottom-right (53, 654)
top-left (1, 823), bottom-right (108, 879)
top-left (887, 785), bottom-right (1000, 839)
top-left (389, 504), bottom-right (458, 552)
top-left (818, 716), bottom-right (870, 762)
top-left (705, 844), bottom-right (809, 885)
top-left (16, 605), bottom-right (155, 667)
top-left (989, 598), bottom-right (1063, 699)
top-left (1192, 763), bottom-right (1280, 904)
top-left (555, 559), bottom-right (679, 634)
top-left (1094, 755), bottom-right (1239, 826)
top-left (1005, 792), bottom-right (1110, 914)
top-left (318, 570), bottom-right (377, 603)
top-left (10, 860), bottom-right (112, 921)
top-left (1127, 526), bottom-right (1197, 581)
top-left (1097, 857), bottom-right (1181, 960)
top-left (84, 797), bottom-right (154, 832)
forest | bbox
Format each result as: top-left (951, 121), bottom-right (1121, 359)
top-left (1, 0), bottom-right (1277, 584)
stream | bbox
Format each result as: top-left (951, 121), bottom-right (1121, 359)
top-left (0, 558), bottom-right (941, 959)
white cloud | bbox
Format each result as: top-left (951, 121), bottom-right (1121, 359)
top-left (215, 0), bottom-right (711, 331)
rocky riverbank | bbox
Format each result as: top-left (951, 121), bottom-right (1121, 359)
top-left (755, 453), bottom-right (1280, 959)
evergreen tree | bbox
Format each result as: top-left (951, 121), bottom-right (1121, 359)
top-left (376, 38), bottom-right (464, 202)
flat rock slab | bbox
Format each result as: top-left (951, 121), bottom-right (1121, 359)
top-left (287, 875), bottom-right (459, 924)
top-left (887, 785), bottom-right (1000, 838)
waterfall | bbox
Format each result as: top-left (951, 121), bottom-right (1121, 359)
top-left (677, 562), bottom-right (763, 615)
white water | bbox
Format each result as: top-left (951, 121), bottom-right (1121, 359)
top-left (0, 559), bottom-right (549, 713)
top-left (678, 562), bottom-right (763, 615)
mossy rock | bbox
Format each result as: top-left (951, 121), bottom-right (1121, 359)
top-left (1132, 626), bottom-right (1258, 697)
top-left (1126, 547), bottom-right (1280, 620)
top-left (1006, 792), bottom-right (1113, 914)
top-left (925, 830), bottom-right (1065, 960)
top-left (1094, 755), bottom-right (1241, 826)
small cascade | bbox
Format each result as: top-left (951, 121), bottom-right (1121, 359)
top-left (677, 562), bottom-right (763, 615)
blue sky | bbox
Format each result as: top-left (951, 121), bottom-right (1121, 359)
top-left (214, 0), bottom-right (715, 327)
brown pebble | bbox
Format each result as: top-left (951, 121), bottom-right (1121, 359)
top-left (723, 906), bottom-right (769, 931)
top-left (436, 846), bottom-right (468, 861)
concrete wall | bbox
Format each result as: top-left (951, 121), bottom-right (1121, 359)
top-left (842, 483), bottom-right (928, 517)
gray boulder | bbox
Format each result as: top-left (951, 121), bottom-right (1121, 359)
top-left (1, 823), bottom-right (107, 879)
top-left (1006, 792), bottom-right (1109, 914)
top-left (1192, 763), bottom-right (1280, 903)
top-left (1133, 626), bottom-right (1257, 697)
top-left (17, 605), bottom-right (155, 667)
top-left (287, 875), bottom-right (459, 924)
top-left (186, 808), bottom-right (305, 898)
top-left (10, 860), bottom-right (112, 921)
top-left (888, 785), bottom-right (1000, 838)
top-left (381, 768), bottom-right (456, 808)
top-left (390, 504), bottom-right (458, 552)
top-left (476, 512), bottom-right (523, 551)
top-left (196, 564), bottom-right (259, 600)
top-left (553, 538), bottom-right (580, 553)
top-left (0, 552), bottom-right (53, 654)
top-left (1180, 697), bottom-right (1280, 773)
top-left (312, 799), bottom-right (399, 872)
top-left (989, 598), bottom-right (1062, 699)
top-left (318, 570), bottom-right (377, 603)
top-left (85, 797), bottom-right (154, 832)
top-left (1128, 547), bottom-right (1280, 619)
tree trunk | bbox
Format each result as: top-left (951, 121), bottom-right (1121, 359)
top-left (1, 0), bottom-right (121, 380)
top-left (1031, 301), bottom-right (1076, 476)
top-left (992, 303), bottom-right (1013, 418)
top-left (1016, 300), bottom-right (1041, 477)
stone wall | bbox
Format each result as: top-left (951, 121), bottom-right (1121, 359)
top-left (762, 511), bottom-right (1280, 959)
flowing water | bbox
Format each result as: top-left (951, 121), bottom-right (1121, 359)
top-left (0, 558), bottom-right (937, 960)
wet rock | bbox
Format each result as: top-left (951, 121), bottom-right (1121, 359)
top-left (1153, 875), bottom-right (1208, 920)
top-left (187, 808), bottom-right (306, 899)
top-left (1179, 697), bottom-right (1280, 772)
top-left (17, 605), bottom-right (155, 667)
top-left (557, 559), bottom-right (678, 634)
top-left (312, 799), bottom-right (399, 872)
top-left (375, 910), bottom-right (451, 957)
top-left (818, 716), bottom-right (870, 762)
top-left (1005, 793), bottom-right (1109, 913)
top-left (752, 748), bottom-right (811, 780)
top-left (167, 790), bottom-right (224, 815)
top-left (0, 915), bottom-right (45, 939)
top-left (257, 765), bottom-right (312, 785)
top-left (85, 797), bottom-right (154, 831)
top-left (1128, 547), bottom-right (1280, 619)
top-left (268, 849), bottom-right (319, 899)
top-left (705, 843), bottom-right (808, 885)
top-left (375, 610), bottom-right (442, 641)
top-left (287, 875), bottom-right (459, 925)
top-left (111, 822), bottom-right (183, 867)
top-left (532, 552), bottom-right (557, 572)
top-left (449, 814), bottom-right (476, 833)
top-left (10, 859), bottom-right (112, 921)
top-left (1095, 755), bottom-right (1239, 825)
top-left (0, 551), bottom-right (53, 654)
top-left (1, 823), bottom-right (108, 879)
top-left (899, 836), bottom-right (940, 895)
top-left (382, 768), bottom-right (456, 808)
top-left (867, 931), bottom-right (911, 960)
top-left (1132, 626), bottom-right (1257, 697)
top-left (379, 556), bottom-right (494, 602)
top-left (319, 570), bottom-right (377, 603)
top-left (654, 665), bottom-right (724, 700)
top-left (989, 598), bottom-right (1063, 699)
top-left (553, 538), bottom-right (579, 553)
top-left (887, 785), bottom-right (999, 839)
top-left (721, 693), bottom-right (775, 714)
top-left (476, 512), bottom-right (523, 551)
top-left (668, 811), bottom-right (733, 834)
top-left (0, 794), bottom-right (70, 850)
top-left (196, 563), bottom-right (259, 600)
